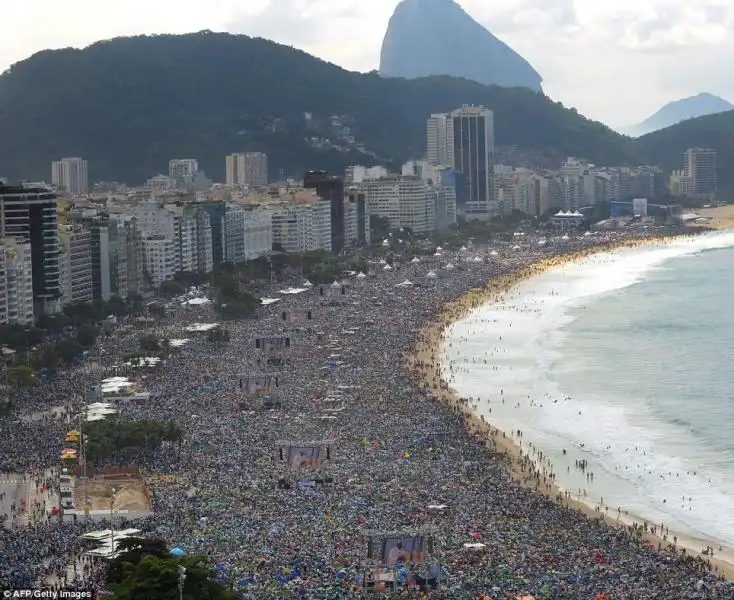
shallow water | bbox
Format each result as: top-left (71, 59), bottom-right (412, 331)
top-left (442, 231), bottom-right (734, 548)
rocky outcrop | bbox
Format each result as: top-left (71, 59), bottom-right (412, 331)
top-left (379, 0), bottom-right (543, 91)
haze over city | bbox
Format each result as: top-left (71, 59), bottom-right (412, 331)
top-left (2, 0), bottom-right (733, 125)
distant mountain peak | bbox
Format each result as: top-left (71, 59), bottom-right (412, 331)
top-left (379, 0), bottom-right (543, 91)
top-left (619, 92), bottom-right (733, 137)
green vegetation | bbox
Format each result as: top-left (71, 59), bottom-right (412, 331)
top-left (0, 31), bottom-right (634, 184)
top-left (106, 537), bottom-right (237, 600)
top-left (85, 419), bottom-right (184, 464)
top-left (634, 111), bottom-right (734, 197)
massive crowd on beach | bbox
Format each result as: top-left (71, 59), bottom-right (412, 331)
top-left (2, 227), bottom-right (734, 599)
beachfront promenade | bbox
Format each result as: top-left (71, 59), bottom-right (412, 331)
top-left (2, 229), bottom-right (733, 599)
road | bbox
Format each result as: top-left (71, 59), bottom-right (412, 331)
top-left (0, 474), bottom-right (31, 526)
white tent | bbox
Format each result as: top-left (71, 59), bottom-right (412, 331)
top-left (513, 245), bottom-right (521, 250)
top-left (331, 281), bottom-right (341, 288)
top-left (356, 272), bottom-right (367, 279)
top-left (434, 251), bottom-right (443, 257)
top-left (436, 246), bottom-right (443, 251)
top-left (411, 257), bottom-right (421, 264)
top-left (302, 280), bottom-right (313, 288)
top-left (490, 250), bottom-right (499, 256)
top-left (473, 256), bottom-right (483, 263)
top-left (383, 264), bottom-right (392, 271)
top-left (445, 263), bottom-right (455, 270)
top-left (426, 270), bottom-right (438, 279)
top-left (396, 280), bottom-right (413, 287)
top-left (260, 298), bottom-right (280, 305)
top-left (460, 246), bottom-right (468, 252)
top-left (382, 239), bottom-right (390, 247)
top-left (561, 234), bottom-right (570, 240)
top-left (378, 259), bottom-right (387, 265)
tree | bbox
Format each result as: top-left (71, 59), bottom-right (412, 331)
top-left (139, 335), bottom-right (161, 354)
top-left (107, 537), bottom-right (170, 585)
top-left (6, 365), bottom-right (36, 387)
top-left (85, 419), bottom-right (184, 464)
top-left (159, 280), bottom-right (185, 298)
top-left (76, 324), bottom-right (100, 348)
top-left (108, 554), bottom-right (237, 600)
top-left (106, 295), bottom-right (128, 317)
top-left (55, 339), bottom-right (84, 365)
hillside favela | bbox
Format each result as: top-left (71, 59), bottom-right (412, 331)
top-left (3, 2), bottom-right (734, 599)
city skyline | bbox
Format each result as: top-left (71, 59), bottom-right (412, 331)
top-left (2, 0), bottom-right (733, 126)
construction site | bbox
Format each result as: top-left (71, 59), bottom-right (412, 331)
top-left (73, 467), bottom-right (152, 518)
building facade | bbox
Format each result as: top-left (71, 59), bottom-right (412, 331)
top-left (52, 157), bottom-right (89, 194)
top-left (226, 152), bottom-right (268, 186)
top-left (58, 224), bottom-right (93, 305)
top-left (222, 206), bottom-right (273, 263)
top-left (303, 171), bottom-right (345, 254)
top-left (0, 238), bottom-right (34, 325)
top-left (684, 148), bottom-right (717, 198)
top-left (0, 184), bottom-right (60, 311)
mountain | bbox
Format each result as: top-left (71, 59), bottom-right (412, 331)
top-left (619, 93), bottom-right (734, 137)
top-left (634, 110), bottom-right (734, 193)
top-left (380, 0), bottom-right (542, 91)
top-left (0, 31), bottom-right (630, 185)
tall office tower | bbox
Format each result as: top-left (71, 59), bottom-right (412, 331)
top-left (427, 113), bottom-right (451, 166)
top-left (303, 170), bottom-right (345, 254)
top-left (684, 148), bottom-right (717, 196)
top-left (0, 183), bottom-right (60, 311)
top-left (168, 159), bottom-right (199, 189)
top-left (448, 105), bottom-right (496, 217)
top-left (226, 152), bottom-right (268, 186)
top-left (51, 157), bottom-right (89, 194)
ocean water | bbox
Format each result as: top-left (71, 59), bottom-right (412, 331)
top-left (442, 231), bottom-right (734, 550)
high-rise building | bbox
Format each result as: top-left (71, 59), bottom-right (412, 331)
top-left (303, 171), bottom-right (345, 254)
top-left (346, 189), bottom-right (370, 247)
top-left (51, 157), bottom-right (89, 194)
top-left (168, 159), bottom-right (199, 189)
top-left (448, 105), bottom-right (495, 217)
top-left (222, 206), bottom-right (273, 263)
top-left (0, 183), bottom-right (60, 311)
top-left (226, 153), bottom-right (268, 186)
top-left (684, 148), bottom-right (717, 197)
top-left (270, 194), bottom-right (332, 253)
top-left (58, 224), bottom-right (93, 305)
top-left (427, 114), bottom-right (450, 167)
top-left (355, 177), bottom-right (436, 234)
top-left (0, 238), bottom-right (34, 325)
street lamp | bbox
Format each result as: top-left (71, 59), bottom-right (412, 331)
top-left (178, 565), bottom-right (187, 600)
top-left (110, 487), bottom-right (117, 553)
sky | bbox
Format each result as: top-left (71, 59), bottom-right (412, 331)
top-left (2, 0), bottom-right (733, 126)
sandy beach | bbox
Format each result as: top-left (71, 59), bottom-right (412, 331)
top-left (695, 205), bottom-right (734, 230)
top-left (409, 236), bottom-right (734, 582)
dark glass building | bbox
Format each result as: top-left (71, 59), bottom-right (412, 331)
top-left (303, 171), bottom-right (345, 254)
top-left (0, 183), bottom-right (60, 309)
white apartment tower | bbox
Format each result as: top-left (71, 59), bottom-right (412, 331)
top-left (0, 238), bottom-right (34, 325)
top-left (427, 114), bottom-right (450, 167)
top-left (226, 152), bottom-right (268, 186)
top-left (58, 224), bottom-right (93, 305)
top-left (51, 157), bottom-right (89, 194)
top-left (222, 206), bottom-right (273, 263)
top-left (168, 159), bottom-right (199, 189)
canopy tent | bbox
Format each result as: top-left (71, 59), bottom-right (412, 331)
top-left (411, 257), bottom-right (421, 264)
top-left (425, 270), bottom-right (438, 279)
top-left (383, 264), bottom-right (392, 271)
top-left (302, 280), bottom-right (313, 288)
top-left (260, 298), bottom-right (280, 305)
top-left (182, 297), bottom-right (210, 306)
top-left (356, 272), bottom-right (367, 279)
top-left (444, 263), bottom-right (455, 270)
top-left (396, 280), bottom-right (413, 287)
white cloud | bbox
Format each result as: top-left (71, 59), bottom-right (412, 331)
top-left (1, 0), bottom-right (733, 126)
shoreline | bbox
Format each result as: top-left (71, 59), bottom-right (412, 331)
top-left (408, 235), bottom-right (734, 581)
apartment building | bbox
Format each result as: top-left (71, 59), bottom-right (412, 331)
top-left (168, 159), bottom-right (199, 190)
top-left (267, 190), bottom-right (332, 253)
top-left (0, 238), bottom-right (34, 325)
top-left (226, 152), bottom-right (268, 186)
top-left (58, 224), bottom-right (93, 305)
top-left (51, 157), bottom-right (89, 195)
top-left (141, 235), bottom-right (176, 288)
top-left (222, 205), bottom-right (273, 263)
top-left (683, 148), bottom-right (717, 198)
top-left (345, 190), bottom-right (371, 248)
top-left (355, 177), bottom-right (437, 234)
top-left (0, 184), bottom-right (60, 311)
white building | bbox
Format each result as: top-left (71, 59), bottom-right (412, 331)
top-left (345, 165), bottom-right (388, 184)
top-left (52, 157), bottom-right (89, 194)
top-left (427, 114), bottom-right (451, 167)
top-left (226, 153), bottom-right (268, 186)
top-left (270, 194), bottom-right (332, 253)
top-left (0, 238), bottom-right (34, 325)
top-left (168, 159), bottom-right (199, 189)
top-left (141, 235), bottom-right (176, 288)
top-left (58, 224), bottom-right (93, 305)
top-left (222, 206), bottom-right (273, 263)
top-left (344, 192), bottom-right (371, 248)
top-left (683, 148), bottom-right (717, 198)
top-left (355, 177), bottom-right (436, 234)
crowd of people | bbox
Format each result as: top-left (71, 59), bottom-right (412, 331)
top-left (2, 228), bottom-right (733, 599)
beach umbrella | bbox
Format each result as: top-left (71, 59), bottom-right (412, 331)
top-left (170, 547), bottom-right (186, 557)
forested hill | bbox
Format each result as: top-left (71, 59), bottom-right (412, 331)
top-left (634, 110), bottom-right (734, 194)
top-left (0, 31), bottom-right (634, 184)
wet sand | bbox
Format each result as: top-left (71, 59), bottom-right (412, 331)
top-left (408, 237), bottom-right (734, 581)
